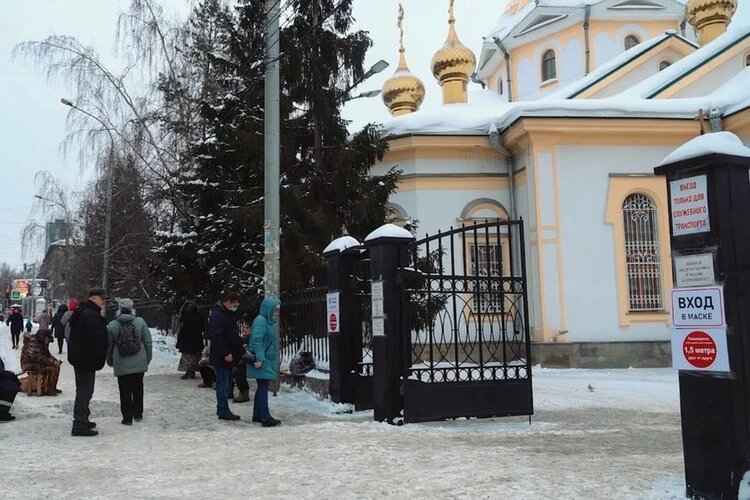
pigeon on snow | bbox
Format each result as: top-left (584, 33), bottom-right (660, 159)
top-left (587, 384), bottom-right (595, 392)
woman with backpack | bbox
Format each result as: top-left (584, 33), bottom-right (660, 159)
top-left (106, 298), bottom-right (152, 426)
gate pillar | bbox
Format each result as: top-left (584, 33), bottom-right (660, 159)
top-left (324, 236), bottom-right (362, 404)
top-left (654, 133), bottom-right (750, 500)
top-left (364, 224), bottom-right (414, 423)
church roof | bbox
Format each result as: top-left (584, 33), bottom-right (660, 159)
top-left (620, 22), bottom-right (750, 98)
top-left (543, 31), bottom-right (698, 99)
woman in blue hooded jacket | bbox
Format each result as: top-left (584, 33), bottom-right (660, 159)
top-left (246, 297), bottom-right (280, 427)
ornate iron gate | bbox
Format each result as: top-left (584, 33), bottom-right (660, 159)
top-left (399, 220), bottom-right (533, 423)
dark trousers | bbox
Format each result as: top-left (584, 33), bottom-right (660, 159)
top-left (232, 365), bottom-right (249, 392)
top-left (73, 369), bottom-right (96, 428)
top-left (214, 367), bottom-right (232, 416)
top-left (0, 392), bottom-right (16, 419)
top-left (56, 337), bottom-right (64, 353)
top-left (199, 366), bottom-right (215, 385)
top-left (11, 331), bottom-right (20, 348)
top-left (117, 372), bottom-right (144, 423)
top-left (253, 379), bottom-right (271, 420)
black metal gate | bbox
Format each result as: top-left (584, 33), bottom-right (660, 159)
top-left (399, 220), bottom-right (533, 423)
top-left (351, 250), bottom-right (374, 410)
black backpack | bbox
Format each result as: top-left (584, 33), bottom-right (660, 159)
top-left (116, 322), bottom-right (141, 357)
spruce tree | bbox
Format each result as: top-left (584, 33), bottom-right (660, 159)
top-left (153, 0), bottom-right (398, 308)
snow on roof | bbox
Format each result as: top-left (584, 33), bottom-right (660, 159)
top-left (382, 53), bottom-right (750, 137)
top-left (383, 90), bottom-right (515, 137)
top-left (620, 24), bottom-right (750, 98)
top-left (488, 0), bottom-right (686, 41)
top-left (323, 236), bottom-right (362, 255)
top-left (543, 32), bottom-right (695, 100)
top-left (659, 131), bottom-right (750, 166)
top-left (365, 224), bottom-right (414, 242)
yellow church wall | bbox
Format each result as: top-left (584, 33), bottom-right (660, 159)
top-left (397, 175), bottom-right (509, 192)
top-left (382, 135), bottom-right (502, 164)
top-left (725, 108), bottom-right (750, 141)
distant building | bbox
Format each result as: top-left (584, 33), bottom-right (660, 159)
top-left (44, 219), bottom-right (72, 251)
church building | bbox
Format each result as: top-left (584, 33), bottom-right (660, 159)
top-left (373, 0), bottom-right (750, 366)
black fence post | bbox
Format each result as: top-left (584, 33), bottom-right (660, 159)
top-left (655, 145), bottom-right (750, 500)
top-left (364, 225), bottom-right (414, 424)
top-left (324, 237), bottom-right (362, 404)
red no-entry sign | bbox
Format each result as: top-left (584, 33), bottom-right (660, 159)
top-left (329, 313), bottom-right (338, 332)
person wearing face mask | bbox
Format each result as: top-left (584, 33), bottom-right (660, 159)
top-left (207, 291), bottom-right (244, 421)
top-left (67, 288), bottom-right (110, 436)
top-left (246, 297), bottom-right (281, 427)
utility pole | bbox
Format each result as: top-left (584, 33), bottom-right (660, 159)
top-left (264, 0), bottom-right (280, 300)
top-left (265, 0), bottom-right (281, 395)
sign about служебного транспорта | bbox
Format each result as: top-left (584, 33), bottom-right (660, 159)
top-left (670, 175), bottom-right (710, 236)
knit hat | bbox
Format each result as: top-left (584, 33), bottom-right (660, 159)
top-left (118, 298), bottom-right (134, 311)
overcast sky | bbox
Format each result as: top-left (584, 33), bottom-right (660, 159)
top-left (0, 0), bottom-right (502, 269)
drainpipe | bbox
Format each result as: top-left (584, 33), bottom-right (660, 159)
top-left (493, 37), bottom-right (513, 102)
top-left (489, 123), bottom-right (521, 276)
top-left (489, 124), bottom-right (516, 220)
top-left (584, 5), bottom-right (592, 75)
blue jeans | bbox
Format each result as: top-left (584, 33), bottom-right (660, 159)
top-left (215, 367), bottom-right (232, 416)
top-left (253, 379), bottom-right (270, 420)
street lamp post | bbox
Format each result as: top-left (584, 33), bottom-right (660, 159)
top-left (60, 98), bottom-right (114, 306)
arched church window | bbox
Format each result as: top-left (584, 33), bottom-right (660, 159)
top-left (745, 54), bottom-right (750, 67)
top-left (622, 193), bottom-right (663, 311)
top-left (659, 60), bottom-right (671, 71)
top-left (624, 34), bottom-right (641, 51)
top-left (541, 49), bottom-right (557, 82)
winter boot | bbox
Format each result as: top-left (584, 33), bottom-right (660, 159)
top-left (261, 417), bottom-right (281, 427)
top-left (233, 389), bottom-right (250, 403)
top-left (71, 427), bottom-right (99, 437)
top-left (218, 412), bottom-right (241, 421)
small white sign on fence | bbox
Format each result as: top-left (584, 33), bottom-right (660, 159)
top-left (326, 292), bottom-right (340, 333)
top-left (371, 280), bottom-right (385, 337)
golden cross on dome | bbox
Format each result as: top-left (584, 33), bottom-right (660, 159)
top-left (398, 3), bottom-right (405, 52)
top-left (449, 0), bottom-right (455, 22)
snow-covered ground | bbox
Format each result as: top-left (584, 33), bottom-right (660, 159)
top-left (0, 322), bottom-right (688, 499)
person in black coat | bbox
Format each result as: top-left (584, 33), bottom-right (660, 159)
top-left (5, 307), bottom-right (24, 349)
top-left (51, 304), bottom-right (69, 354)
top-left (67, 288), bottom-right (109, 437)
top-left (207, 292), bottom-right (244, 421)
top-left (0, 356), bottom-right (21, 422)
top-left (176, 301), bottom-right (205, 380)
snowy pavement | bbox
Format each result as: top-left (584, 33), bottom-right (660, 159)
top-left (0, 323), bottom-right (688, 499)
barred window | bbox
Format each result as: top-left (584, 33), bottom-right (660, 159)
top-left (622, 194), bottom-right (663, 311)
top-left (470, 243), bottom-right (503, 313)
top-left (541, 50), bottom-right (557, 82)
top-left (659, 60), bottom-right (671, 71)
top-left (624, 34), bottom-right (641, 50)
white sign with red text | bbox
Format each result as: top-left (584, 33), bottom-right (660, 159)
top-left (670, 175), bottom-right (710, 236)
top-left (671, 328), bottom-right (730, 373)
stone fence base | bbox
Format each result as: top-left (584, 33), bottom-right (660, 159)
top-left (531, 341), bottom-right (672, 369)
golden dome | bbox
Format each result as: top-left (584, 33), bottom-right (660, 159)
top-left (382, 4), bottom-right (425, 116)
top-left (431, 0), bottom-right (476, 104)
top-left (686, 0), bottom-right (737, 45)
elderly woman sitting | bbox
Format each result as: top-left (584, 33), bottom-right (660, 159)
top-left (20, 329), bottom-right (62, 396)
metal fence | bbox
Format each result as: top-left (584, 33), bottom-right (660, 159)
top-left (279, 286), bottom-right (329, 371)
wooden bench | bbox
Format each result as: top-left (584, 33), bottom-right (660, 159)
top-left (20, 372), bottom-right (44, 396)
